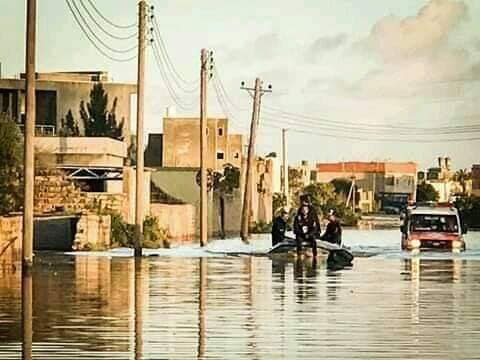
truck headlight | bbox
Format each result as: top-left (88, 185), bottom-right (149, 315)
top-left (408, 239), bottom-right (421, 249)
top-left (452, 240), bottom-right (463, 249)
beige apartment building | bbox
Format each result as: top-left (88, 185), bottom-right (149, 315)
top-left (0, 71), bottom-right (136, 141)
top-left (162, 117), bottom-right (244, 171)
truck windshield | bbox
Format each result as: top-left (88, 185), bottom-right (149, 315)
top-left (410, 215), bottom-right (459, 233)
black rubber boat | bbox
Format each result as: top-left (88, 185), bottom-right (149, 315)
top-left (268, 238), bottom-right (354, 268)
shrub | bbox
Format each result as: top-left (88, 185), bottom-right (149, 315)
top-left (110, 212), bottom-right (170, 248)
top-left (0, 114), bottom-right (23, 215)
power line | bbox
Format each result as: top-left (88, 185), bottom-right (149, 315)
top-left (261, 120), bottom-right (480, 143)
top-left (212, 75), bottom-right (247, 131)
top-left (65, 0), bottom-right (137, 62)
top-left (69, 0), bottom-right (137, 54)
top-left (212, 65), bottom-right (247, 111)
top-left (86, 0), bottom-right (137, 29)
top-left (150, 40), bottom-right (196, 110)
top-left (260, 110), bottom-right (480, 136)
top-left (78, 0), bottom-right (137, 40)
top-left (262, 105), bottom-right (480, 133)
top-left (149, 13), bottom-right (199, 92)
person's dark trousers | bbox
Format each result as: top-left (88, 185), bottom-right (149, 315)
top-left (309, 236), bottom-right (318, 257)
top-left (296, 236), bottom-right (317, 257)
top-left (296, 236), bottom-right (303, 255)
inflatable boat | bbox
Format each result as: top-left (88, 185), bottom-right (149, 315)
top-left (268, 238), bottom-right (354, 268)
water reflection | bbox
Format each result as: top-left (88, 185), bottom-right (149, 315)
top-left (197, 257), bottom-right (206, 360)
top-left (22, 270), bottom-right (32, 360)
top-left (1, 251), bottom-right (480, 359)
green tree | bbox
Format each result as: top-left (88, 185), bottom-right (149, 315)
top-left (59, 109), bottom-right (80, 136)
top-left (330, 178), bottom-right (352, 197)
top-left (272, 192), bottom-right (287, 215)
top-left (453, 169), bottom-right (471, 195)
top-left (213, 164), bottom-right (241, 195)
top-left (288, 167), bottom-right (304, 196)
top-left (416, 182), bottom-right (439, 202)
top-left (80, 83), bottom-right (124, 140)
top-left (0, 114), bottom-right (23, 215)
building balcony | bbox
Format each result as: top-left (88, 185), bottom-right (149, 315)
top-left (35, 136), bottom-right (127, 167)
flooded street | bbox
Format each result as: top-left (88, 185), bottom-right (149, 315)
top-left (1, 229), bottom-right (480, 359)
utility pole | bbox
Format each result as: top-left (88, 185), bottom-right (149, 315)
top-left (23, 0), bottom-right (37, 270)
top-left (352, 176), bottom-right (356, 212)
top-left (134, 0), bottom-right (147, 257)
top-left (240, 78), bottom-right (272, 242)
top-left (281, 128), bottom-right (289, 208)
top-left (199, 49), bottom-right (209, 247)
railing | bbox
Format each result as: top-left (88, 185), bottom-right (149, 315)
top-left (17, 124), bottom-right (56, 136)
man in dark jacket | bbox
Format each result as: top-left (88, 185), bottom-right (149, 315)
top-left (321, 209), bottom-right (342, 245)
top-left (294, 204), bottom-right (319, 257)
top-left (271, 208), bottom-right (289, 246)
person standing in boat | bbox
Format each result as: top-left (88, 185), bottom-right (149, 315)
top-left (294, 203), bottom-right (319, 257)
top-left (271, 208), bottom-right (289, 246)
top-left (321, 209), bottom-right (342, 245)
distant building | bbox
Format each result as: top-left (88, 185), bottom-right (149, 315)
top-left (162, 117), bottom-right (244, 171)
top-left (423, 157), bottom-right (466, 202)
top-left (290, 160), bottom-right (315, 189)
top-left (315, 161), bottom-right (418, 211)
top-left (0, 71), bottom-right (136, 141)
top-left (471, 165), bottom-right (480, 197)
top-left (144, 133), bottom-right (163, 168)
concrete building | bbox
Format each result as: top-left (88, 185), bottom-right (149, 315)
top-left (422, 157), bottom-right (468, 202)
top-left (162, 117), bottom-right (244, 171)
top-left (0, 71), bottom-right (136, 140)
top-left (33, 136), bottom-right (149, 223)
top-left (472, 165), bottom-right (480, 197)
top-left (315, 161), bottom-right (418, 211)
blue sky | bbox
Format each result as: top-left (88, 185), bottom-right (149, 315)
top-left (1, 0), bottom-right (479, 169)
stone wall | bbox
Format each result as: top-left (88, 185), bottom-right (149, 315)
top-left (150, 204), bottom-right (195, 243)
top-left (34, 169), bottom-right (126, 218)
top-left (0, 216), bottom-right (22, 267)
top-left (73, 214), bottom-right (111, 251)
top-left (35, 170), bottom-right (86, 214)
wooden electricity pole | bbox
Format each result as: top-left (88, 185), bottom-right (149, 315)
top-left (282, 128), bottom-right (289, 208)
top-left (23, 0), bottom-right (37, 270)
top-left (199, 49), bottom-right (208, 246)
top-left (240, 78), bottom-right (271, 242)
top-left (134, 0), bottom-right (147, 257)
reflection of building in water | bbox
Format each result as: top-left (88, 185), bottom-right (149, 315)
top-left (0, 256), bottom-right (144, 355)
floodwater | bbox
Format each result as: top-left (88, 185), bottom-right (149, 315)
top-left (1, 229), bottom-right (480, 359)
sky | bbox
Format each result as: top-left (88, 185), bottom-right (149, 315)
top-left (1, 0), bottom-right (480, 170)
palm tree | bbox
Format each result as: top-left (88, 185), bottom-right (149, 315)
top-left (454, 169), bottom-right (471, 195)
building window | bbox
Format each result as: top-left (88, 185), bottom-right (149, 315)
top-left (385, 176), bottom-right (395, 186)
top-left (234, 152), bottom-right (239, 159)
top-left (218, 127), bottom-right (224, 136)
top-left (217, 152), bottom-right (225, 160)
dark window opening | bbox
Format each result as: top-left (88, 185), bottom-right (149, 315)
top-left (234, 152), bottom-right (239, 159)
top-left (217, 152), bottom-right (225, 160)
top-left (218, 127), bottom-right (224, 136)
top-left (75, 180), bottom-right (106, 192)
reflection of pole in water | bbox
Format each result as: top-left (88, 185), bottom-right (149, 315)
top-left (134, 258), bottom-right (148, 360)
top-left (197, 258), bottom-right (207, 360)
top-left (22, 269), bottom-right (33, 360)
top-left (245, 257), bottom-right (259, 357)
